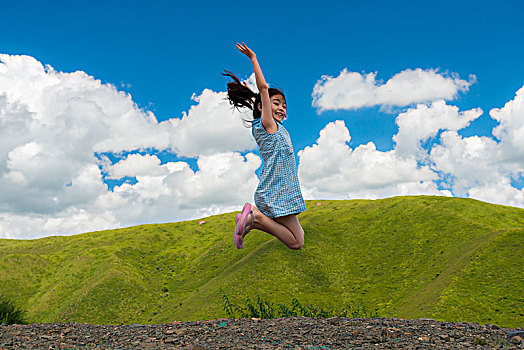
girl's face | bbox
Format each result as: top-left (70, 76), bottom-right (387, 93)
top-left (258, 95), bottom-right (287, 122)
top-left (271, 95), bottom-right (287, 122)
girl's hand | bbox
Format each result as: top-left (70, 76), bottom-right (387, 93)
top-left (236, 42), bottom-right (256, 60)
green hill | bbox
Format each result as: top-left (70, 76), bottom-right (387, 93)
top-left (0, 196), bottom-right (522, 328)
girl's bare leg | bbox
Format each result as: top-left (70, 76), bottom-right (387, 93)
top-left (243, 206), bottom-right (304, 250)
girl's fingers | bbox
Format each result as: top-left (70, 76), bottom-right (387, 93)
top-left (236, 42), bottom-right (253, 57)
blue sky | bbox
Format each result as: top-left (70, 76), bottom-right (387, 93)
top-left (4, 0), bottom-right (522, 140)
top-left (1, 0), bottom-right (523, 238)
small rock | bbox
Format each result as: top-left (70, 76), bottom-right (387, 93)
top-left (438, 334), bottom-right (449, 341)
top-left (41, 335), bottom-right (53, 340)
top-left (165, 330), bottom-right (175, 334)
top-left (507, 330), bottom-right (524, 338)
top-left (190, 345), bottom-right (206, 350)
top-left (510, 335), bottom-right (522, 344)
top-left (418, 336), bottom-right (430, 341)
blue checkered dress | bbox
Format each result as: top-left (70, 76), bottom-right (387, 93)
top-left (251, 118), bottom-right (307, 219)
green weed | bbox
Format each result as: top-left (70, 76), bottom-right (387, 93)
top-left (473, 335), bottom-right (488, 345)
top-left (0, 295), bottom-right (25, 325)
top-left (222, 294), bottom-right (379, 319)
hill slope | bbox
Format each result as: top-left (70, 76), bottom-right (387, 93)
top-left (0, 196), bottom-right (522, 328)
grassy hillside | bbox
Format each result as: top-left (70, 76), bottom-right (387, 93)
top-left (0, 196), bottom-right (522, 328)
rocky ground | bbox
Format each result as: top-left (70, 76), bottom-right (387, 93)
top-left (1, 316), bottom-right (523, 349)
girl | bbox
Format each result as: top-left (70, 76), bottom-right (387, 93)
top-left (223, 42), bottom-right (307, 250)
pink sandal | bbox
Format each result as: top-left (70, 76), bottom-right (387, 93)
top-left (234, 203), bottom-right (253, 249)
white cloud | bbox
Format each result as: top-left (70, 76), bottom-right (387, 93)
top-left (427, 86), bottom-right (524, 207)
top-left (468, 180), bottom-right (524, 208)
top-left (490, 85), bottom-right (524, 165)
top-left (0, 209), bottom-right (120, 240)
top-left (297, 120), bottom-right (442, 199)
top-left (311, 68), bottom-right (475, 112)
top-left (299, 85), bottom-right (524, 209)
top-left (1, 53), bottom-right (522, 238)
top-left (98, 152), bottom-right (261, 229)
top-left (0, 151), bottom-right (260, 239)
top-left (430, 130), bottom-right (524, 208)
top-left (167, 88), bottom-right (255, 157)
top-left (430, 131), bottom-right (503, 195)
top-left (393, 100), bottom-right (483, 157)
top-left (0, 54), bottom-right (259, 238)
top-left (106, 154), bottom-right (167, 179)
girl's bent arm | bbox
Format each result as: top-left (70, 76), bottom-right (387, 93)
top-left (236, 42), bottom-right (277, 133)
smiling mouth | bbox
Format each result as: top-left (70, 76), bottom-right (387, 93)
top-left (276, 112), bottom-right (284, 117)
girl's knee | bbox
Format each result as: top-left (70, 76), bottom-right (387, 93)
top-left (290, 241), bottom-right (304, 250)
top-left (294, 232), bottom-right (305, 250)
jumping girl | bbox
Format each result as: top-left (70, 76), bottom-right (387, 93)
top-left (223, 42), bottom-right (307, 250)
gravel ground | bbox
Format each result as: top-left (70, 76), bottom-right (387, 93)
top-left (1, 316), bottom-right (523, 349)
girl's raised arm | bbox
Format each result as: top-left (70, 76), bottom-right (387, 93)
top-left (236, 42), bottom-right (277, 133)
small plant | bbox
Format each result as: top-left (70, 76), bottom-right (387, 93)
top-left (0, 295), bottom-right (25, 325)
top-left (473, 335), bottom-right (488, 345)
top-left (222, 294), bottom-right (379, 319)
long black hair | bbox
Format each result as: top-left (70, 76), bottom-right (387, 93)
top-left (222, 69), bottom-right (286, 126)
